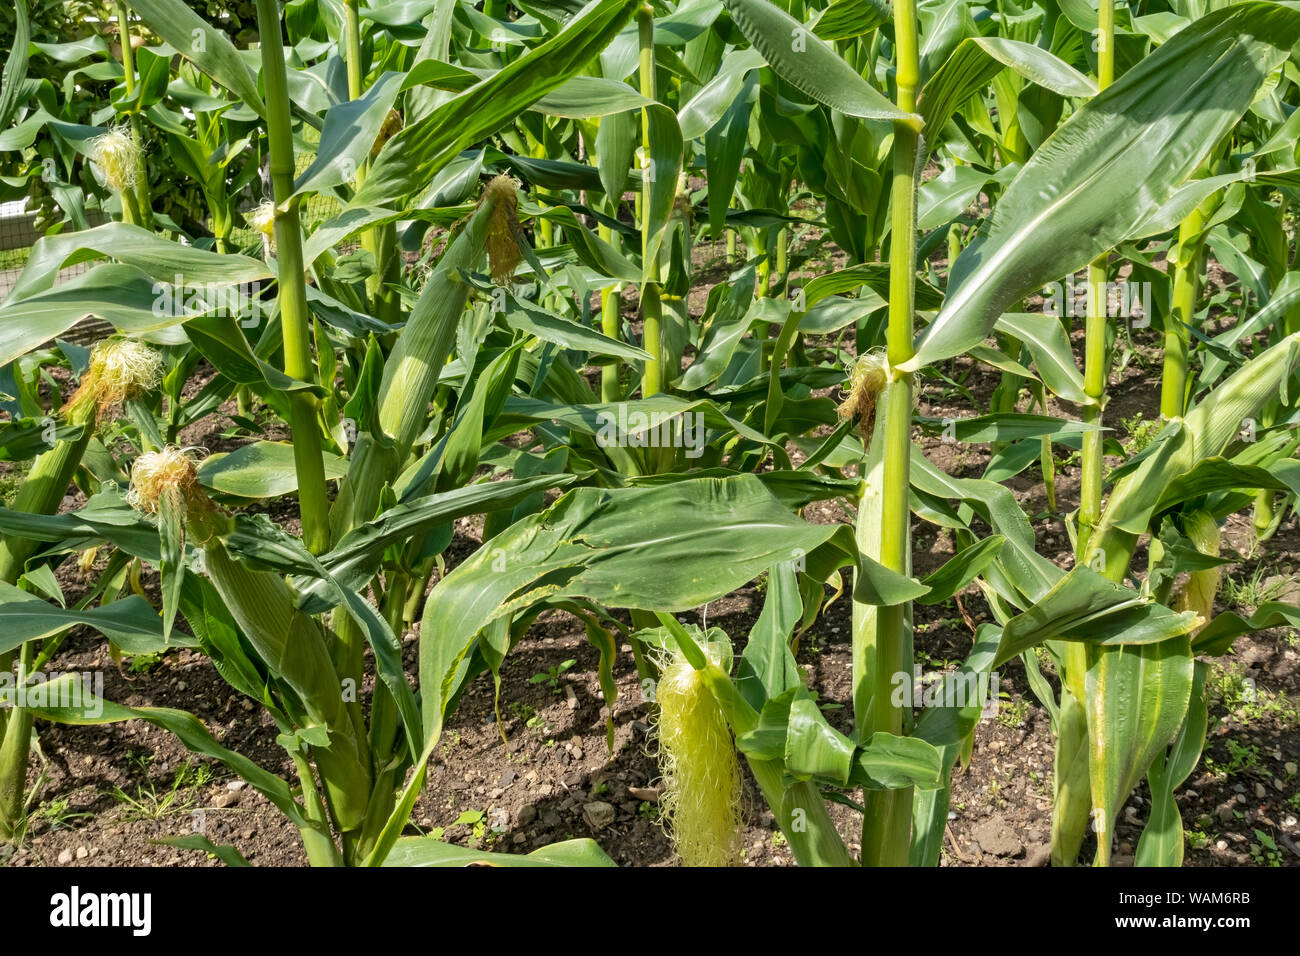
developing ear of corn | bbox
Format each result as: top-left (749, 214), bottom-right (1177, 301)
top-left (246, 200), bottom-right (278, 237)
top-left (90, 124), bottom-right (141, 194)
top-left (0, 340), bottom-right (165, 839)
top-left (246, 200), bottom-right (278, 257)
top-left (126, 445), bottom-right (223, 543)
top-left (653, 636), bottom-right (743, 867)
top-left (332, 175), bottom-right (522, 536)
top-left (483, 174), bottom-right (522, 285)
top-left (0, 340), bottom-right (162, 583)
top-left (1174, 510), bottom-right (1221, 629)
top-left (837, 350), bottom-right (889, 443)
top-left (127, 449), bottom-right (372, 831)
top-left (67, 339), bottom-right (164, 421)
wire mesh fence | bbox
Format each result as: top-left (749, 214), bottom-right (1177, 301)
top-left (0, 199), bottom-right (95, 299)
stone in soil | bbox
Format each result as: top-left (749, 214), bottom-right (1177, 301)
top-left (582, 801), bottom-right (616, 830)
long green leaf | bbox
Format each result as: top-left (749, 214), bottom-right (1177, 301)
top-left (5, 223), bottom-right (270, 302)
top-left (919, 35), bottom-right (1095, 141)
top-left (124, 0), bottom-right (266, 116)
top-left (721, 0), bottom-right (914, 123)
top-left (905, 3), bottom-right (1300, 370)
top-left (354, 0), bottom-right (638, 207)
top-left (382, 837), bottom-right (616, 866)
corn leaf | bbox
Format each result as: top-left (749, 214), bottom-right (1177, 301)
top-left (127, 0), bottom-right (266, 116)
top-left (906, 2), bottom-right (1300, 370)
top-left (919, 36), bottom-right (1096, 141)
top-left (4, 222), bottom-right (270, 302)
top-left (994, 566), bottom-right (1201, 667)
top-left (198, 441), bottom-right (350, 498)
top-left (0, 0), bottom-right (31, 131)
top-left (1085, 637), bottom-right (1194, 866)
top-left (382, 837), bottom-right (616, 867)
top-left (354, 0), bottom-right (639, 207)
top-left (0, 265), bottom-right (190, 367)
top-left (720, 0), bottom-right (913, 123)
top-left (0, 584), bottom-right (190, 654)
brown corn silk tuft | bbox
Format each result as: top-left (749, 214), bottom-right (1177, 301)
top-left (371, 109), bottom-right (403, 156)
top-left (482, 174), bottom-right (523, 285)
top-left (126, 447), bottom-right (220, 540)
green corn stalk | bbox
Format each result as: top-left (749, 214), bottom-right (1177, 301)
top-left (600, 223), bottom-right (622, 402)
top-left (0, 404), bottom-right (96, 841)
top-left (343, 0), bottom-right (364, 99)
top-left (989, 333), bottom-right (1023, 454)
top-left (1160, 199), bottom-right (1213, 419)
top-left (114, 2), bottom-right (151, 228)
top-left (1053, 0), bottom-right (1116, 866)
top-left (327, 181), bottom-right (516, 750)
top-left (854, 0), bottom-right (920, 867)
top-left (1031, 379), bottom-right (1057, 512)
top-left (254, 0), bottom-right (331, 556)
top-left (342, 0), bottom-right (402, 324)
top-left (1077, 0), bottom-right (1115, 554)
top-left (637, 3), bottom-right (663, 397)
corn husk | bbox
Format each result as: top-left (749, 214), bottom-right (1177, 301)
top-left (653, 637), bottom-right (743, 866)
top-left (1174, 509), bottom-right (1221, 631)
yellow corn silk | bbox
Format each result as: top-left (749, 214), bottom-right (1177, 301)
top-left (654, 637), bottom-right (743, 867)
top-left (246, 200), bottom-right (278, 237)
top-left (90, 125), bottom-right (141, 194)
top-left (67, 339), bottom-right (163, 422)
top-left (126, 447), bottom-right (204, 518)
